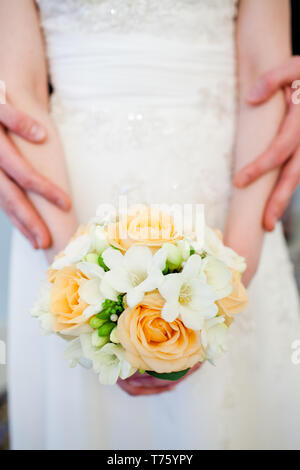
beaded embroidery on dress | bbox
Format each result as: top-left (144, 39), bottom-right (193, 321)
top-left (8, 0), bottom-right (300, 450)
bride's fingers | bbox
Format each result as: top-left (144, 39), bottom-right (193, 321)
top-left (0, 128), bottom-right (71, 210)
top-left (234, 102), bottom-right (300, 188)
top-left (118, 363), bottom-right (203, 396)
top-left (117, 379), bottom-right (176, 396)
top-left (0, 103), bottom-right (46, 142)
top-left (246, 56), bottom-right (300, 104)
top-left (263, 149), bottom-right (300, 231)
top-left (0, 169), bottom-right (51, 249)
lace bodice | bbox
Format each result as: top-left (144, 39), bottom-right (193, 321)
top-left (36, 0), bottom-right (237, 42)
top-left (34, 0), bottom-right (238, 229)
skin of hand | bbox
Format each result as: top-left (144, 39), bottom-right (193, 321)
top-left (234, 56), bottom-right (300, 231)
top-left (117, 364), bottom-right (202, 396)
top-left (0, 102), bottom-right (71, 249)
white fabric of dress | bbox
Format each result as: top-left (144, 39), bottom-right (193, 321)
top-left (8, 0), bottom-right (300, 449)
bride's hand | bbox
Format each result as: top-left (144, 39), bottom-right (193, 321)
top-left (0, 103), bottom-right (71, 249)
top-left (117, 364), bottom-right (202, 396)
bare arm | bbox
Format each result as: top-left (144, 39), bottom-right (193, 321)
top-left (0, 0), bottom-right (78, 261)
top-left (224, 0), bottom-right (291, 285)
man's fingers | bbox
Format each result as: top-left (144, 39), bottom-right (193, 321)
top-left (0, 129), bottom-right (71, 210)
top-left (235, 103), bottom-right (300, 187)
top-left (263, 149), bottom-right (300, 231)
top-left (0, 103), bottom-right (46, 142)
top-left (247, 56), bottom-right (300, 104)
top-left (0, 169), bottom-right (52, 249)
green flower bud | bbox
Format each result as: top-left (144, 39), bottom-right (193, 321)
top-left (177, 240), bottom-right (190, 261)
top-left (110, 326), bottom-right (120, 344)
top-left (164, 243), bottom-right (182, 270)
top-left (98, 321), bottom-right (116, 337)
top-left (91, 330), bottom-right (109, 348)
top-left (89, 316), bottom-right (106, 329)
top-left (97, 309), bottom-right (111, 320)
top-left (84, 253), bottom-right (99, 264)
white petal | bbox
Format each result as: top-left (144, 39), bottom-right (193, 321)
top-left (82, 301), bottom-right (103, 319)
top-left (64, 337), bottom-right (83, 366)
top-left (91, 225), bottom-right (109, 254)
top-left (38, 313), bottom-right (54, 335)
top-left (52, 255), bottom-right (70, 270)
top-left (124, 245), bottom-right (153, 273)
top-left (159, 273), bottom-right (182, 303)
top-left (80, 333), bottom-right (96, 360)
top-left (189, 279), bottom-right (217, 314)
top-left (100, 277), bottom-right (118, 301)
top-left (161, 301), bottom-right (179, 323)
top-left (77, 261), bottom-right (105, 280)
top-left (79, 279), bottom-right (102, 305)
top-left (65, 234), bottom-right (91, 262)
top-left (152, 247), bottom-right (167, 270)
top-left (102, 247), bottom-right (124, 270)
top-left (182, 254), bottom-right (202, 279)
top-left (138, 267), bottom-right (164, 294)
top-left (179, 306), bottom-right (204, 330)
top-left (98, 362), bottom-right (121, 385)
top-left (126, 287), bottom-right (145, 308)
top-left (105, 268), bottom-right (133, 293)
top-left (119, 361), bottom-right (136, 380)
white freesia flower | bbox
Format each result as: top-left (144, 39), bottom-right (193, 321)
top-left (30, 280), bottom-right (54, 335)
top-left (204, 227), bottom-right (246, 273)
top-left (89, 225), bottom-right (109, 254)
top-left (159, 255), bottom-right (218, 330)
top-left (77, 262), bottom-right (118, 319)
top-left (52, 233), bottom-right (91, 269)
top-left (102, 246), bottom-right (166, 308)
top-left (201, 255), bottom-right (232, 300)
top-left (92, 343), bottom-right (136, 385)
top-left (201, 316), bottom-right (228, 362)
top-left (64, 337), bottom-right (84, 368)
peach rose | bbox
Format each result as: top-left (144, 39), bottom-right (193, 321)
top-left (106, 206), bottom-right (182, 251)
top-left (217, 269), bottom-right (249, 325)
top-left (117, 292), bottom-right (204, 373)
top-left (48, 266), bottom-right (89, 332)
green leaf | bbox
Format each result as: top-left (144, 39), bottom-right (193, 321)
top-left (146, 369), bottom-right (190, 381)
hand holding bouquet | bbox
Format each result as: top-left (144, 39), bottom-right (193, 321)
top-left (32, 205), bottom-right (248, 386)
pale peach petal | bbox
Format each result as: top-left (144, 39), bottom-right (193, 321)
top-left (117, 292), bottom-right (203, 373)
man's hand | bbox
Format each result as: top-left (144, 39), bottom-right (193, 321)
top-left (234, 56), bottom-right (300, 231)
top-left (0, 103), bottom-right (71, 249)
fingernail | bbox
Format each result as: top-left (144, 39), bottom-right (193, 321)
top-left (30, 124), bottom-right (46, 141)
top-left (34, 234), bottom-right (43, 248)
top-left (235, 174), bottom-right (249, 187)
top-left (57, 197), bottom-right (70, 211)
top-left (247, 87), bottom-right (261, 102)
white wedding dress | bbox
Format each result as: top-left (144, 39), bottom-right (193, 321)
top-left (8, 0), bottom-right (300, 450)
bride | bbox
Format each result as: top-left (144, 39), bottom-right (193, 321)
top-left (2, 0), bottom-right (300, 449)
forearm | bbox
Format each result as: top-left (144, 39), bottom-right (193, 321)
top-left (9, 92), bottom-right (78, 262)
top-left (0, 0), bottom-right (77, 262)
top-left (225, 0), bottom-right (291, 284)
top-left (225, 92), bottom-right (285, 280)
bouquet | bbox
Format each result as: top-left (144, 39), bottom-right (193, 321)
top-left (32, 205), bottom-right (249, 384)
